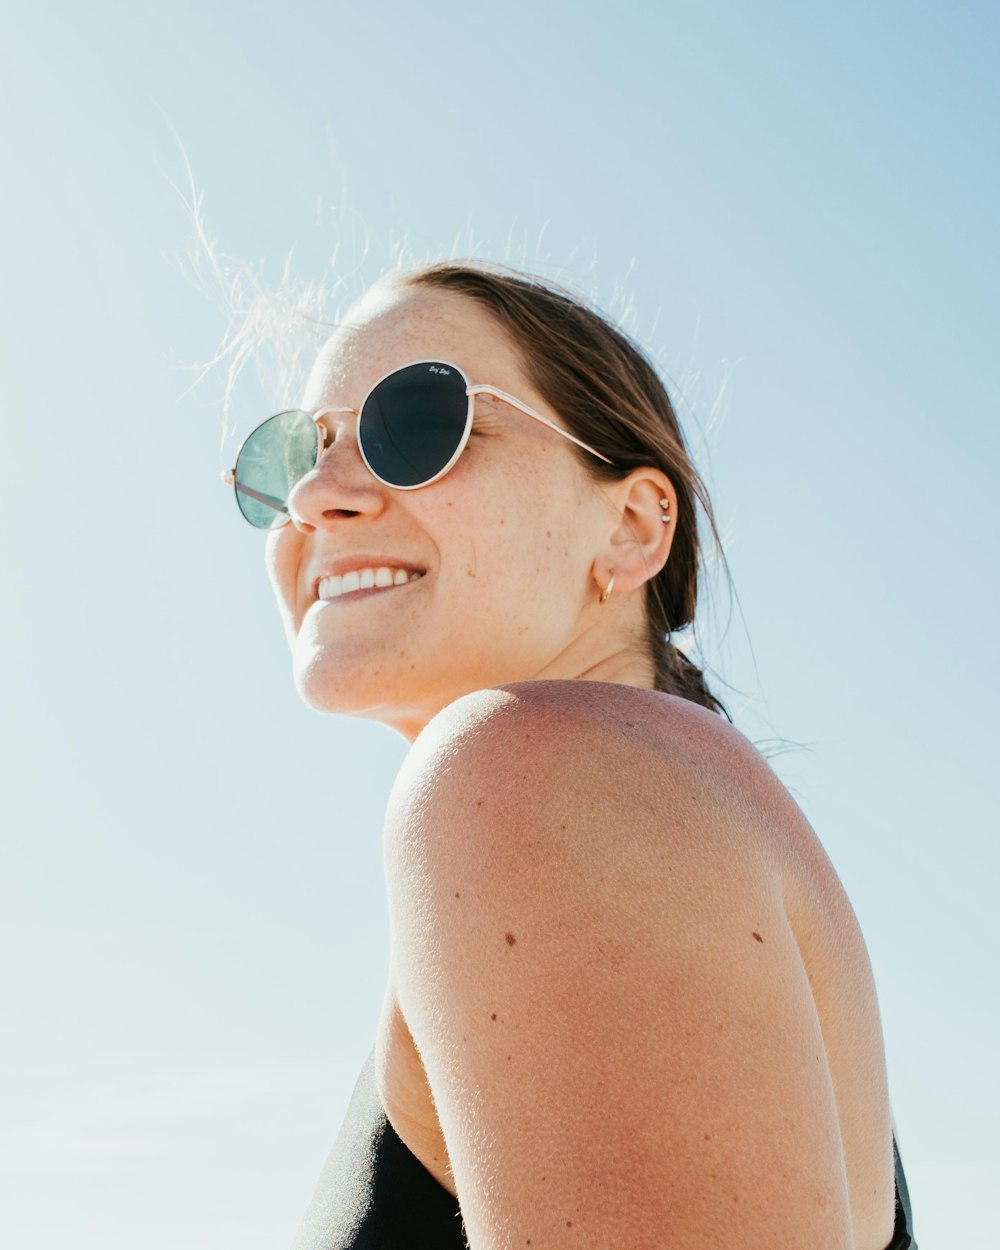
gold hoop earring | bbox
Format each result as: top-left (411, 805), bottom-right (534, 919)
top-left (600, 569), bottom-right (616, 605)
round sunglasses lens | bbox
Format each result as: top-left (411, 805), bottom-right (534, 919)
top-left (358, 362), bottom-right (469, 487)
top-left (234, 410), bottom-right (319, 528)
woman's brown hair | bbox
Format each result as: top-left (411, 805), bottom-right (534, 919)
top-left (396, 261), bottom-right (730, 719)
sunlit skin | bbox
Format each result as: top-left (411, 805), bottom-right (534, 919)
top-left (265, 281), bottom-right (678, 741)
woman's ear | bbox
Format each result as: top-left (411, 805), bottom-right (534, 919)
top-left (594, 469), bottom-right (677, 598)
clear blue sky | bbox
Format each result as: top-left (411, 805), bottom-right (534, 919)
top-left (2, 2), bottom-right (997, 1247)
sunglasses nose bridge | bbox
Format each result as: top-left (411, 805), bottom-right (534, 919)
top-left (286, 406), bottom-right (383, 528)
top-left (313, 404), bottom-right (357, 437)
top-left (307, 406), bottom-right (360, 469)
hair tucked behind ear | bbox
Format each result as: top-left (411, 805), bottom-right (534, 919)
top-left (397, 261), bottom-right (731, 719)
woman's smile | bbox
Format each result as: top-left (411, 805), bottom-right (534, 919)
top-left (313, 567), bottom-right (426, 604)
top-left (318, 567), bottom-right (425, 600)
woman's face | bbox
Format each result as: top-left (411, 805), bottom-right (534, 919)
top-left (265, 283), bottom-right (630, 741)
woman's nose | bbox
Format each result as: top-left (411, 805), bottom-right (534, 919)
top-left (286, 413), bottom-right (388, 532)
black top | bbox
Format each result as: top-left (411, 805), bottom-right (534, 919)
top-left (290, 1049), bottom-right (466, 1250)
top-left (291, 1049), bottom-right (917, 1250)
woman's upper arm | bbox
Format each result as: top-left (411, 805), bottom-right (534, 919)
top-left (384, 685), bottom-right (855, 1250)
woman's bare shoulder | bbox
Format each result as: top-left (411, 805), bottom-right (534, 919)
top-left (383, 680), bottom-right (856, 1248)
top-left (390, 678), bottom-right (795, 862)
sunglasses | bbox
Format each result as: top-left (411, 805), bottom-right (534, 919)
top-left (222, 358), bottom-right (615, 529)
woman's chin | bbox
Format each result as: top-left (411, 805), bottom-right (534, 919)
top-left (293, 654), bottom-right (375, 717)
top-left (289, 648), bottom-right (491, 736)
top-left (289, 646), bottom-right (419, 724)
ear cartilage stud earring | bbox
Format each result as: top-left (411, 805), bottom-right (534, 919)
top-left (660, 498), bottom-right (671, 523)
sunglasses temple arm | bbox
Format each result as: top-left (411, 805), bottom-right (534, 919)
top-left (469, 386), bottom-right (614, 465)
top-left (226, 476), bottom-right (288, 513)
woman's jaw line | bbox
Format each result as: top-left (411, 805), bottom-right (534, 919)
top-left (289, 621), bottom-right (657, 744)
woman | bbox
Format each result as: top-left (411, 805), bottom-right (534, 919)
top-left (223, 262), bottom-right (916, 1249)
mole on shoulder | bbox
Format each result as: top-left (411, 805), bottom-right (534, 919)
top-left (752, 931), bottom-right (764, 943)
top-left (505, 932), bottom-right (517, 946)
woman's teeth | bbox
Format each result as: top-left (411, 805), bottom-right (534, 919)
top-left (317, 567), bottom-right (424, 600)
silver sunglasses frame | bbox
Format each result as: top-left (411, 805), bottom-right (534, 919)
top-left (222, 358), bottom-right (615, 527)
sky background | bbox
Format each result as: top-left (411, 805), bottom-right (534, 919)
top-left (2, 2), bottom-right (997, 1247)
